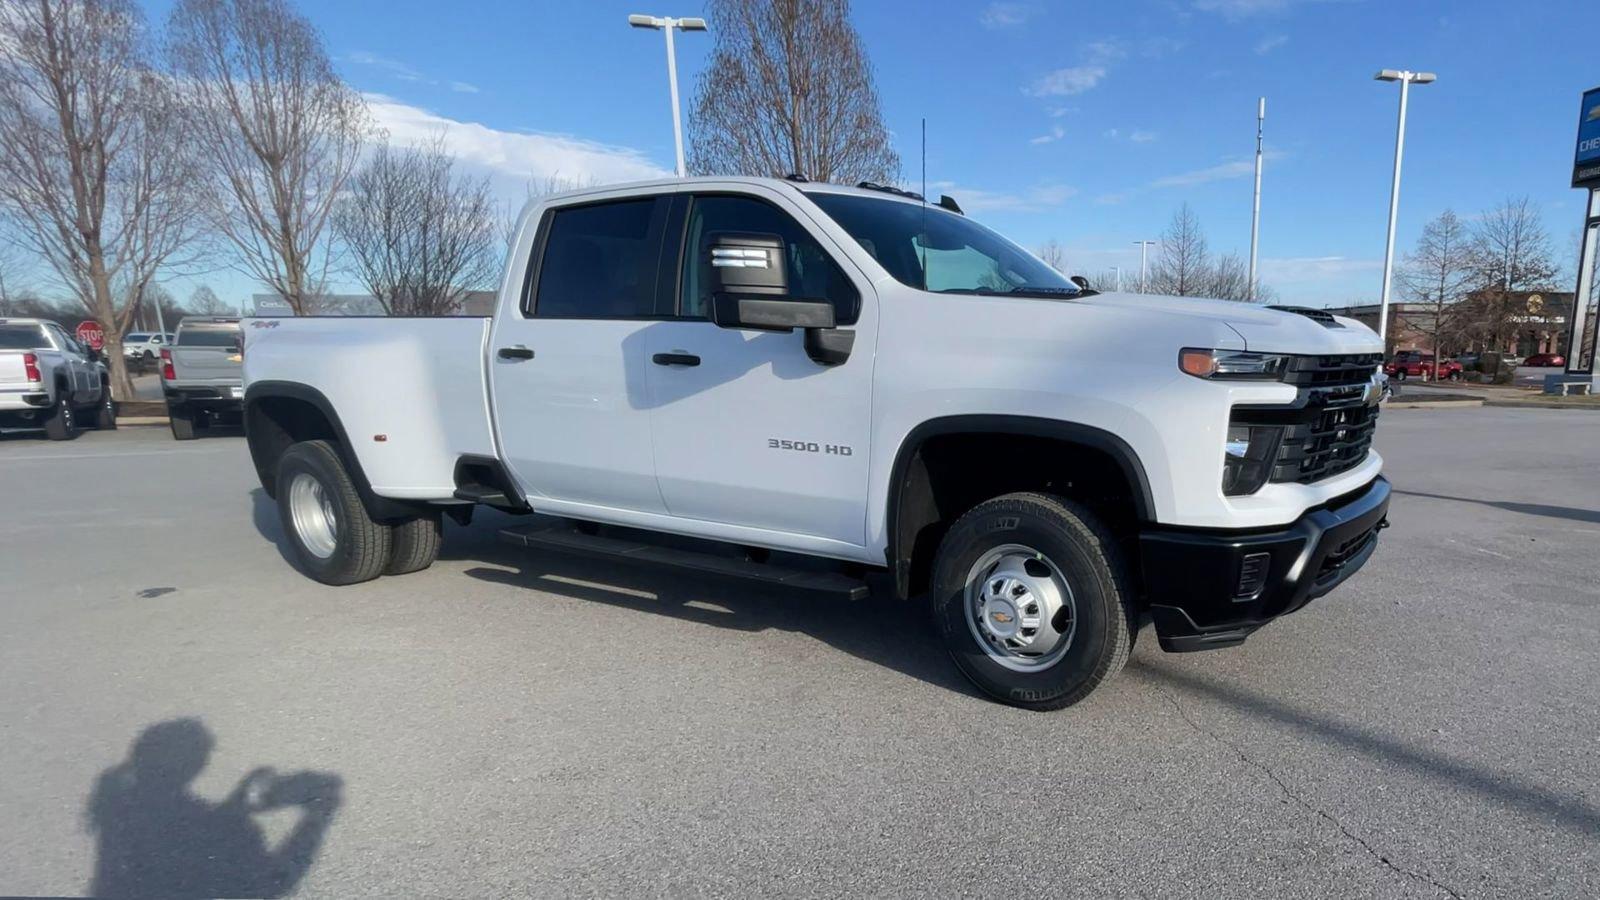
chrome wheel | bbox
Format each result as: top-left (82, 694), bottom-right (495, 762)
top-left (287, 472), bottom-right (339, 559)
top-left (965, 544), bottom-right (1077, 672)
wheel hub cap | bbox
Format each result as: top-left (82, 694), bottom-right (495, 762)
top-left (966, 545), bottom-right (1076, 671)
top-left (288, 472), bottom-right (338, 559)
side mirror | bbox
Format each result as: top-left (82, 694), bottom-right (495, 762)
top-left (703, 231), bottom-right (854, 366)
top-left (1070, 275), bottom-right (1092, 291)
top-left (86, 347), bottom-right (102, 363)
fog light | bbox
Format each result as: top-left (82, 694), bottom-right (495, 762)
top-left (1222, 423), bottom-right (1282, 496)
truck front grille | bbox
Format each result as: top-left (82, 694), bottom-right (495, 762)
top-left (1234, 353), bottom-right (1383, 487)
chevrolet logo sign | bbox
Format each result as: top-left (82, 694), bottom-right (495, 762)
top-left (991, 611), bottom-right (1014, 625)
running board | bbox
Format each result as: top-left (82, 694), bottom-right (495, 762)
top-left (498, 524), bottom-right (871, 600)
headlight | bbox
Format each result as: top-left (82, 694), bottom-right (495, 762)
top-left (1221, 424), bottom-right (1282, 496)
top-left (1180, 348), bottom-right (1290, 380)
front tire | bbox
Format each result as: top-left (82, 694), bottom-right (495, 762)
top-left (1393, 369), bottom-right (1408, 381)
top-left (930, 493), bottom-right (1134, 711)
top-left (276, 440), bottom-right (392, 585)
top-left (384, 513), bottom-right (443, 575)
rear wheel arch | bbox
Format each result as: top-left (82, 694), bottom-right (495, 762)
top-left (244, 382), bottom-right (416, 520)
top-left (884, 415), bottom-right (1155, 600)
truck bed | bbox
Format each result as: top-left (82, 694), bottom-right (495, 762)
top-left (242, 317), bottom-right (497, 499)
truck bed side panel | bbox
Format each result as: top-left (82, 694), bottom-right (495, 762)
top-left (243, 317), bottom-right (495, 500)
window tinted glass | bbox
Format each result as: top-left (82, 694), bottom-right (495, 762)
top-left (680, 195), bottom-right (858, 323)
top-left (807, 192), bottom-right (1078, 296)
top-left (0, 324), bottom-right (47, 350)
top-left (127, 333), bottom-right (150, 343)
top-left (176, 324), bottom-right (242, 347)
top-left (534, 198), bottom-right (665, 318)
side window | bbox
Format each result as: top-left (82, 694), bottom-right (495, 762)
top-left (680, 195), bottom-right (858, 324)
top-left (530, 197), bottom-right (668, 319)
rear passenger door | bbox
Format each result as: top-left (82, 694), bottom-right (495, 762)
top-left (489, 192), bottom-right (676, 515)
top-left (643, 190), bottom-right (877, 550)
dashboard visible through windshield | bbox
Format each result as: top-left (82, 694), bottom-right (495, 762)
top-left (806, 191), bottom-right (1080, 298)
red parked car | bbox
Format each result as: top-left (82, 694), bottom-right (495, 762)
top-left (1385, 350), bottom-right (1462, 381)
top-left (1522, 353), bottom-right (1566, 367)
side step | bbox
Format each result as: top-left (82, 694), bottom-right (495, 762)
top-left (498, 524), bottom-right (871, 600)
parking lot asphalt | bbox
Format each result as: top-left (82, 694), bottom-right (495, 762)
top-left (1, 409), bottom-right (1596, 898)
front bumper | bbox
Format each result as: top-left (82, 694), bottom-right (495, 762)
top-left (1139, 475), bottom-right (1390, 652)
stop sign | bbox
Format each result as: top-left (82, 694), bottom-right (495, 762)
top-left (75, 320), bottom-right (105, 351)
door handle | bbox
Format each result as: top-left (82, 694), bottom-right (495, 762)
top-left (652, 352), bottom-right (701, 367)
top-left (497, 346), bottom-right (535, 360)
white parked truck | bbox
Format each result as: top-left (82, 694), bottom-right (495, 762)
top-left (0, 317), bottom-right (116, 439)
top-left (162, 317), bottom-right (245, 440)
top-left (242, 177), bottom-right (1391, 709)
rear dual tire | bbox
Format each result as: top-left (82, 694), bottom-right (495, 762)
top-left (276, 440), bottom-right (442, 585)
top-left (43, 394), bottom-right (78, 441)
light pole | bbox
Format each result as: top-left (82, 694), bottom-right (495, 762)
top-left (1248, 97), bottom-right (1264, 301)
top-left (1112, 266), bottom-right (1122, 292)
top-left (1374, 68), bottom-right (1436, 344)
top-left (628, 13), bottom-right (707, 178)
top-left (1133, 240), bottom-right (1155, 293)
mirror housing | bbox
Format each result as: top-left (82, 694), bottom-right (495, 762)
top-left (702, 230), bottom-right (855, 366)
top-left (1070, 274), bottom-right (1092, 291)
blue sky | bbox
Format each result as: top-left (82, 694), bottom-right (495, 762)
top-left (135, 0), bottom-right (1592, 308)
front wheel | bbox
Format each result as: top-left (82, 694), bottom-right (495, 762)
top-left (1447, 370), bottom-right (1462, 382)
top-left (1393, 369), bottom-right (1408, 381)
top-left (930, 493), bottom-right (1134, 711)
top-left (92, 384), bottom-right (117, 429)
top-left (276, 440), bottom-right (392, 585)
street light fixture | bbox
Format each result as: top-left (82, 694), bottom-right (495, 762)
top-left (1374, 68), bottom-right (1436, 345)
top-left (1133, 240), bottom-right (1156, 293)
top-left (629, 13), bottom-right (707, 178)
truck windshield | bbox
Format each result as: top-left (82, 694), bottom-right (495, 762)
top-left (176, 325), bottom-right (241, 348)
top-left (806, 192), bottom-right (1080, 297)
top-left (0, 323), bottom-right (48, 350)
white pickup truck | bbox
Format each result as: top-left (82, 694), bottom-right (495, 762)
top-left (0, 317), bottom-right (116, 439)
top-left (242, 177), bottom-right (1390, 710)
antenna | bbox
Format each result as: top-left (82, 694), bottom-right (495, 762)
top-left (920, 117), bottom-right (928, 290)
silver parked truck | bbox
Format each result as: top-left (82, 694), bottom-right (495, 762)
top-left (0, 317), bottom-right (116, 439)
top-left (162, 317), bottom-right (244, 440)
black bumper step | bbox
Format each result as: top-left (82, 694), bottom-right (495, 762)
top-left (498, 524), bottom-right (870, 600)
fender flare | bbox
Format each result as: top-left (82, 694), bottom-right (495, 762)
top-left (883, 414), bottom-right (1156, 598)
top-left (244, 380), bottom-right (419, 520)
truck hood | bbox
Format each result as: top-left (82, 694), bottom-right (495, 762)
top-left (1077, 291), bottom-right (1382, 355)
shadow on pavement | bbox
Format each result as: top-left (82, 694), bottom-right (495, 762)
top-left (1134, 662), bottom-right (1600, 837)
top-left (85, 718), bottom-right (342, 898)
top-left (460, 523), bottom-right (978, 701)
top-left (1393, 488), bottom-right (1600, 525)
top-left (249, 488), bottom-right (298, 568)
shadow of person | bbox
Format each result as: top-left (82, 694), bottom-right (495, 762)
top-left (86, 718), bottom-right (342, 898)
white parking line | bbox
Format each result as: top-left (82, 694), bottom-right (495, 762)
top-left (0, 447), bottom-right (236, 463)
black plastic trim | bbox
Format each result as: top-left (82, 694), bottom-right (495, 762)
top-left (884, 414), bottom-right (1157, 598)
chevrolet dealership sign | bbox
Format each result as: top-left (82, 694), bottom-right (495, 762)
top-left (1574, 86), bottom-right (1600, 187)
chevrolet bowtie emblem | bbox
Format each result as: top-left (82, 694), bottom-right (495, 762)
top-left (992, 611), bottom-right (1014, 624)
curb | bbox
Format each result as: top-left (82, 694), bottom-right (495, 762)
top-left (1384, 399), bottom-right (1484, 409)
top-left (118, 416), bottom-right (170, 426)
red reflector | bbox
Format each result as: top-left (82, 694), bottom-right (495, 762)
top-left (23, 352), bottom-right (41, 382)
top-left (160, 348), bottom-right (175, 381)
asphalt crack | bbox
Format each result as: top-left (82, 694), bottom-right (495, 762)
top-left (1153, 684), bottom-right (1463, 900)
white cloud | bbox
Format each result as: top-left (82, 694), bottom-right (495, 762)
top-left (348, 51), bottom-right (482, 96)
top-left (1254, 34), bottom-right (1289, 54)
top-left (980, 2), bottom-right (1033, 28)
top-left (1130, 130), bottom-right (1157, 143)
top-left (1028, 65), bottom-right (1108, 97)
top-left (1030, 125), bottom-right (1066, 145)
top-left (932, 181), bottom-right (1076, 213)
top-left (1194, 0), bottom-right (1291, 15)
top-left (1259, 256), bottom-right (1382, 283)
top-left (449, 81), bottom-right (480, 94)
top-left (1150, 152), bottom-right (1281, 188)
top-left (364, 94), bottom-right (670, 206)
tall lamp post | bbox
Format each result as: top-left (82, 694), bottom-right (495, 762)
top-left (1374, 69), bottom-right (1436, 344)
top-left (1248, 97), bottom-right (1264, 301)
top-left (628, 13), bottom-right (707, 178)
top-left (1133, 240), bottom-right (1155, 293)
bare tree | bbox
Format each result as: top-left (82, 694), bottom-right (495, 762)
top-left (1149, 204), bottom-right (1210, 297)
top-left (1465, 197), bottom-right (1559, 351)
top-left (0, 0), bottom-right (201, 398)
top-left (167, 0), bottom-right (368, 316)
top-left (1206, 252), bottom-right (1254, 302)
top-left (1400, 209), bottom-right (1472, 357)
top-left (688, 0), bottom-right (898, 183)
top-left (1035, 239), bottom-right (1067, 273)
top-left (0, 230), bottom-right (25, 317)
top-left (186, 283), bottom-right (228, 315)
top-left (335, 140), bottom-right (498, 317)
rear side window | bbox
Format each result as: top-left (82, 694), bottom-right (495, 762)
top-left (531, 197), bottom-right (668, 319)
top-left (0, 324), bottom-right (47, 350)
top-left (679, 195), bottom-right (858, 324)
top-left (176, 325), bottom-right (242, 347)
